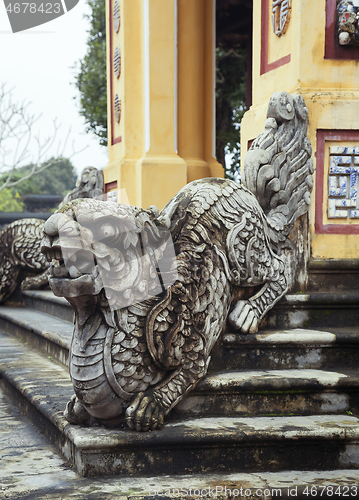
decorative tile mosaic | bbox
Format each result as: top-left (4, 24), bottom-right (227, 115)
top-left (328, 146), bottom-right (359, 218)
top-left (336, 1), bottom-right (359, 46)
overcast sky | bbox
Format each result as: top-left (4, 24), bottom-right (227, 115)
top-left (0, 1), bottom-right (109, 176)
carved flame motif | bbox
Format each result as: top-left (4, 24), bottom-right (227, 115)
top-left (114, 94), bottom-right (121, 123)
top-left (272, 0), bottom-right (291, 36)
top-left (114, 46), bottom-right (121, 79)
top-left (113, 0), bottom-right (120, 33)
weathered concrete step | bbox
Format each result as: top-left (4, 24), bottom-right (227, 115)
top-left (308, 259), bottom-right (359, 292)
top-left (2, 330), bottom-right (359, 478)
top-left (2, 302), bottom-right (359, 417)
top-left (1, 384), bottom-right (359, 500)
top-left (0, 305), bottom-right (72, 366)
top-left (2, 373), bottom-right (359, 498)
top-left (173, 369), bottom-right (359, 419)
top-left (22, 289), bottom-right (73, 323)
top-left (223, 328), bottom-right (359, 371)
top-left (16, 291), bottom-right (359, 372)
top-left (3, 312), bottom-right (358, 419)
top-left (268, 292), bottom-right (359, 329)
top-left (20, 290), bottom-right (359, 330)
top-left (2, 383), bottom-right (359, 500)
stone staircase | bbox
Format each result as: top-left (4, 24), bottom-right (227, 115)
top-left (1, 284), bottom-right (359, 484)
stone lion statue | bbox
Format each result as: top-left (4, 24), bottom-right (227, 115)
top-left (41, 92), bottom-right (314, 431)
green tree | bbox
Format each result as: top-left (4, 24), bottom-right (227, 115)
top-left (216, 47), bottom-right (247, 179)
top-left (0, 157), bottom-right (77, 199)
top-left (30, 157), bottom-right (77, 196)
top-left (0, 189), bottom-right (24, 212)
top-left (74, 0), bottom-right (107, 146)
top-left (216, 0), bottom-right (252, 179)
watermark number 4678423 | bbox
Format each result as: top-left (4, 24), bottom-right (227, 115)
top-left (3, 0), bottom-right (79, 33)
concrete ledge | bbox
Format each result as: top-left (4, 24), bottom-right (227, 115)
top-left (197, 369), bottom-right (359, 392)
top-left (268, 293), bottom-right (359, 329)
top-left (2, 330), bottom-right (359, 477)
top-left (308, 260), bottom-right (359, 292)
top-left (173, 369), bottom-right (359, 419)
top-left (22, 290), bottom-right (74, 323)
top-left (282, 293), bottom-right (359, 306)
top-left (224, 328), bottom-right (338, 346)
top-left (223, 327), bottom-right (359, 372)
top-left (309, 259), bottom-right (359, 270)
top-left (0, 305), bottom-right (72, 366)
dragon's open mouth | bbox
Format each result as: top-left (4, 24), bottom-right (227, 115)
top-left (43, 246), bottom-right (102, 297)
top-left (44, 246), bottom-right (97, 278)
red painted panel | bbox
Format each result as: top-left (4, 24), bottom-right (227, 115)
top-left (260, 0), bottom-right (291, 75)
top-left (109, 0), bottom-right (122, 146)
top-left (105, 181), bottom-right (118, 193)
top-left (105, 181), bottom-right (118, 202)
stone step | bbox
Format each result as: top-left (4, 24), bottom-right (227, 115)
top-left (20, 290), bottom-right (359, 330)
top-left (2, 307), bottom-right (358, 418)
top-left (173, 368), bottom-right (359, 419)
top-left (20, 289), bottom-right (359, 330)
top-left (0, 300), bottom-right (359, 394)
top-left (15, 291), bottom-right (359, 372)
top-left (22, 289), bottom-right (359, 329)
top-left (223, 327), bottom-right (359, 371)
top-left (2, 330), bottom-right (359, 478)
top-left (22, 290), bottom-right (73, 323)
top-left (0, 305), bottom-right (72, 367)
top-left (2, 384), bottom-right (359, 500)
top-left (268, 292), bottom-right (359, 329)
top-left (308, 259), bottom-right (359, 293)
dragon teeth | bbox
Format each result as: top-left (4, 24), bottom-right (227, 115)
top-left (69, 266), bottom-right (83, 279)
top-left (51, 265), bottom-right (70, 278)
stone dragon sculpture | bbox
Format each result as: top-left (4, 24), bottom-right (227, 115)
top-left (0, 218), bottom-right (49, 303)
top-left (41, 92), bottom-right (314, 431)
top-left (0, 167), bottom-right (104, 304)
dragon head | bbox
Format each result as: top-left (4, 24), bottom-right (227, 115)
top-left (41, 198), bottom-right (177, 311)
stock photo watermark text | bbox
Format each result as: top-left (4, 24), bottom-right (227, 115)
top-left (149, 484), bottom-right (359, 498)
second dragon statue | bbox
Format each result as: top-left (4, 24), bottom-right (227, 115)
top-left (41, 92), bottom-right (314, 431)
top-left (0, 167), bottom-right (104, 304)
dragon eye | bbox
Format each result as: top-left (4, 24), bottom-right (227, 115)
top-left (101, 223), bottom-right (116, 239)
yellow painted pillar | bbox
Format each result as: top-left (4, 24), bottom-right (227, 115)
top-left (134, 0), bottom-right (187, 211)
top-left (177, 0), bottom-right (223, 183)
top-left (105, 0), bottom-right (144, 206)
top-left (241, 0), bottom-right (359, 259)
top-left (105, 0), bottom-right (223, 211)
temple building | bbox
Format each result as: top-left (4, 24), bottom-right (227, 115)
top-left (240, 0), bottom-right (359, 261)
top-left (104, 0), bottom-right (359, 260)
top-left (104, 0), bottom-right (223, 210)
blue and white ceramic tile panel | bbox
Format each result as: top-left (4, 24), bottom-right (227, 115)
top-left (328, 146), bottom-right (359, 219)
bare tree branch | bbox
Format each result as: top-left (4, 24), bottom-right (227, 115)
top-left (0, 83), bottom-right (87, 193)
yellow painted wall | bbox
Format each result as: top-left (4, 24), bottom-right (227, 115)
top-left (105, 0), bottom-right (223, 211)
top-left (242, 0), bottom-right (359, 259)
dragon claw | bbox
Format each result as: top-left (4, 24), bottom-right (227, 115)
top-left (64, 395), bottom-right (93, 425)
top-left (228, 300), bottom-right (259, 334)
top-left (125, 391), bottom-right (165, 431)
